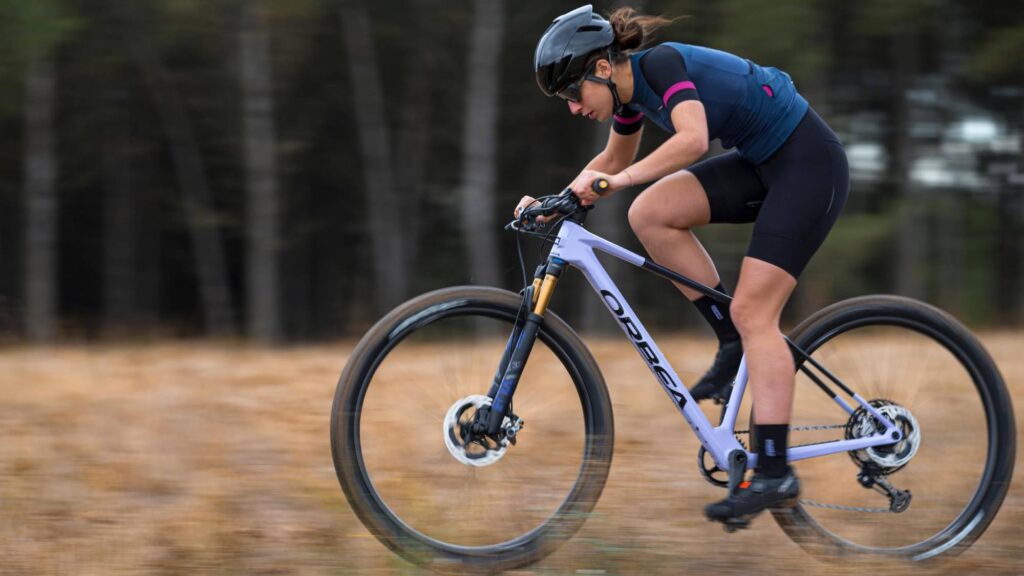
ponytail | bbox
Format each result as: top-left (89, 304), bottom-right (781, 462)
top-left (607, 7), bottom-right (677, 53)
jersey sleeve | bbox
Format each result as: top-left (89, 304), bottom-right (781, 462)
top-left (612, 105), bottom-right (645, 135)
top-left (639, 45), bottom-right (699, 112)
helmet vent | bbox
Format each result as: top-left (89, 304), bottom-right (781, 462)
top-left (578, 25), bottom-right (604, 32)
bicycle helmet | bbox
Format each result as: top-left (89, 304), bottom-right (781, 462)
top-left (534, 5), bottom-right (615, 97)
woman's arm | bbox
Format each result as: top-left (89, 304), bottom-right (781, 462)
top-left (571, 101), bottom-right (708, 204)
top-left (583, 124), bottom-right (644, 175)
top-left (616, 100), bottom-right (708, 185)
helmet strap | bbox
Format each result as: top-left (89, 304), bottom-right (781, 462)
top-left (585, 75), bottom-right (624, 115)
top-left (585, 50), bottom-right (625, 114)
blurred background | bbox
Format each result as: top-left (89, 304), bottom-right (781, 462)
top-left (0, 0), bottom-right (1022, 344)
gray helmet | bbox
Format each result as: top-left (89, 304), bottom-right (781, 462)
top-left (534, 5), bottom-right (615, 97)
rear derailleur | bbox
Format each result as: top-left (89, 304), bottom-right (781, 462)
top-left (858, 471), bottom-right (912, 513)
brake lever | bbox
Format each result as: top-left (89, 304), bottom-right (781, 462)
top-left (505, 213), bottom-right (544, 233)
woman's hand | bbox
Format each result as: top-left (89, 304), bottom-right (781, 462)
top-left (570, 170), bottom-right (631, 206)
top-left (514, 195), bottom-right (551, 224)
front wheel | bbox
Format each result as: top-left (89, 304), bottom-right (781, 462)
top-left (773, 295), bottom-right (1015, 561)
top-left (331, 286), bottom-right (614, 574)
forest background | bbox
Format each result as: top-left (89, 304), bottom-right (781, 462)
top-left (1, 0), bottom-right (1022, 343)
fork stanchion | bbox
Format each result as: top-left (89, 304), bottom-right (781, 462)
top-left (486, 259), bottom-right (566, 435)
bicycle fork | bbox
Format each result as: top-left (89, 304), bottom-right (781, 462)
top-left (483, 258), bottom-right (566, 435)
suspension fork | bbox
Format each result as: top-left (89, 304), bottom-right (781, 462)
top-left (484, 258), bottom-right (566, 434)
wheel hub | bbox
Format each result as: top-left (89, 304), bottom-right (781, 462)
top-left (846, 399), bottom-right (921, 474)
top-left (443, 395), bottom-right (521, 467)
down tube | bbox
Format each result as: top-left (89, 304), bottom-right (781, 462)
top-left (563, 244), bottom-right (747, 467)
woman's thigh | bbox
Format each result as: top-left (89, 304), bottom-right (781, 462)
top-left (627, 169), bottom-right (713, 232)
top-left (688, 151), bottom-right (766, 225)
top-left (750, 109), bottom-right (850, 279)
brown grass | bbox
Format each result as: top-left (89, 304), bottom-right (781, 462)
top-left (0, 333), bottom-right (1022, 575)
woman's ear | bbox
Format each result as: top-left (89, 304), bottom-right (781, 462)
top-left (595, 59), bottom-right (613, 79)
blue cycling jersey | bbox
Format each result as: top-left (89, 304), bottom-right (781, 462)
top-left (617, 42), bottom-right (809, 164)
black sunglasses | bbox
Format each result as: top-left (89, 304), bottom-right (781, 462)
top-left (557, 62), bottom-right (598, 103)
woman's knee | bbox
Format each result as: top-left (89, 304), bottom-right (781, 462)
top-left (627, 196), bottom-right (660, 237)
top-left (730, 294), bottom-right (778, 337)
top-left (628, 171), bottom-right (709, 237)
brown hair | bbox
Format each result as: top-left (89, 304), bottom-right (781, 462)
top-left (607, 7), bottom-right (677, 53)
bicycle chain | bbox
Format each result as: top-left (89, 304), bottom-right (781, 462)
top-left (798, 500), bottom-right (892, 513)
top-left (734, 423), bottom-right (847, 436)
top-left (734, 424), bottom-right (897, 514)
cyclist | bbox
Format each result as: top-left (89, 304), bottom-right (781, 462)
top-left (517, 4), bottom-right (849, 526)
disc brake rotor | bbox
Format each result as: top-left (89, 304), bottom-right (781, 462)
top-left (846, 399), bottom-right (921, 474)
top-left (443, 395), bottom-right (521, 467)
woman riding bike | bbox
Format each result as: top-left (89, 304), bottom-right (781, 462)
top-left (518, 4), bottom-right (850, 526)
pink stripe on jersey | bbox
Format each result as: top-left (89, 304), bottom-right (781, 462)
top-left (613, 113), bottom-right (645, 124)
top-left (662, 81), bottom-right (697, 106)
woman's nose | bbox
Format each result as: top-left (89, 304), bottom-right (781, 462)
top-left (568, 101), bottom-right (582, 115)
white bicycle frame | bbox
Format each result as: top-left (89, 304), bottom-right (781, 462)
top-left (547, 219), bottom-right (902, 471)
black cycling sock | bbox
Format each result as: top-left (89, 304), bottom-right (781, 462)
top-left (693, 283), bottom-right (740, 344)
top-left (755, 423), bottom-right (790, 478)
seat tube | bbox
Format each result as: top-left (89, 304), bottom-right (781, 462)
top-left (486, 258), bottom-right (566, 434)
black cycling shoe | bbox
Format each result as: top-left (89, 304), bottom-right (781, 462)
top-left (705, 469), bottom-right (800, 530)
top-left (689, 339), bottom-right (743, 404)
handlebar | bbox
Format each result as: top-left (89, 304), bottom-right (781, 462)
top-left (506, 178), bottom-right (610, 233)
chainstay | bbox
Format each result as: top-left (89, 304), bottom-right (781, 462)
top-left (735, 425), bottom-right (895, 513)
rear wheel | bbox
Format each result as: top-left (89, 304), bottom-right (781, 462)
top-left (332, 286), bottom-right (614, 574)
top-left (773, 295), bottom-right (1015, 561)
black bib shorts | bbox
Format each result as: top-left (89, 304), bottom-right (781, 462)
top-left (688, 107), bottom-right (849, 279)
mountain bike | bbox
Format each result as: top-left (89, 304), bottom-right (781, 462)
top-left (331, 183), bottom-right (1015, 574)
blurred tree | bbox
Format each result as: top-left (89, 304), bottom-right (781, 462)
top-left (9, 0), bottom-right (74, 342)
top-left (101, 85), bottom-right (139, 336)
top-left (240, 0), bottom-right (282, 343)
top-left (458, 0), bottom-right (504, 288)
top-left (338, 0), bottom-right (409, 315)
top-left (963, 8), bottom-right (1024, 322)
top-left (709, 0), bottom-right (828, 98)
top-left (852, 0), bottom-right (938, 301)
top-left (22, 54), bottom-right (58, 342)
top-left (393, 0), bottom-right (436, 284)
top-left (135, 35), bottom-right (239, 335)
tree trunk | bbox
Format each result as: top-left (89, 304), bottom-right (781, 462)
top-left (458, 0), bottom-right (504, 288)
top-left (241, 1), bottom-right (281, 343)
top-left (135, 45), bottom-right (238, 335)
top-left (102, 89), bottom-right (138, 336)
top-left (394, 0), bottom-right (435, 279)
top-left (338, 0), bottom-right (408, 315)
top-left (892, 30), bottom-right (926, 300)
top-left (23, 54), bottom-right (58, 343)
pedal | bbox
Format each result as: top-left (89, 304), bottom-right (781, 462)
top-left (714, 516), bottom-right (752, 533)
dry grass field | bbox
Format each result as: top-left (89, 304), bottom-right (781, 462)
top-left (1, 332), bottom-right (1021, 575)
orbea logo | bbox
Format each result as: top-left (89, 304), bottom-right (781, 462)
top-left (600, 290), bottom-right (687, 407)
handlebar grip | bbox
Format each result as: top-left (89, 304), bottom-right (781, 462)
top-left (592, 178), bottom-right (610, 195)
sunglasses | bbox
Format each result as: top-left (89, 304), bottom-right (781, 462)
top-left (557, 62), bottom-right (598, 103)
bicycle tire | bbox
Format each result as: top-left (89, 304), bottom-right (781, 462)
top-left (331, 286), bottom-right (614, 574)
top-left (772, 295), bottom-right (1015, 561)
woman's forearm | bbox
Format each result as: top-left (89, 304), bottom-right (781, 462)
top-left (618, 132), bottom-right (707, 186)
top-left (581, 151), bottom-right (619, 175)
